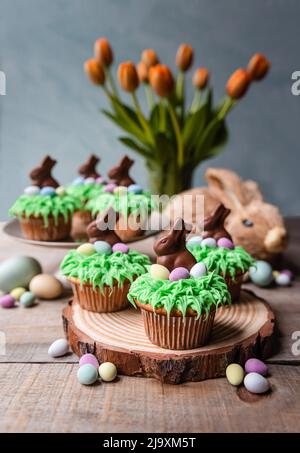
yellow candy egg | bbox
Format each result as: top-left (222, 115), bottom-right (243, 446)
top-left (10, 287), bottom-right (26, 301)
top-left (99, 362), bottom-right (117, 382)
top-left (76, 243), bottom-right (95, 256)
top-left (273, 270), bottom-right (280, 278)
top-left (113, 185), bottom-right (128, 195)
top-left (150, 264), bottom-right (170, 280)
top-left (226, 363), bottom-right (244, 386)
top-left (56, 186), bottom-right (66, 196)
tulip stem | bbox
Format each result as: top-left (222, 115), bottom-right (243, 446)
top-left (176, 71), bottom-right (185, 120)
top-left (167, 101), bottom-right (184, 168)
top-left (159, 101), bottom-right (166, 132)
top-left (190, 90), bottom-right (201, 113)
top-left (105, 67), bottom-right (119, 98)
top-left (145, 85), bottom-right (154, 110)
top-left (132, 92), bottom-right (155, 146)
top-left (218, 96), bottom-right (235, 119)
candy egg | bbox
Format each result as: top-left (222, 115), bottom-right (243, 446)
top-left (281, 269), bottom-right (294, 280)
top-left (24, 185), bottom-right (40, 196)
top-left (169, 267), bottom-right (190, 282)
top-left (244, 372), bottom-right (270, 394)
top-left (20, 291), bottom-right (36, 308)
top-left (48, 338), bottom-right (69, 358)
top-left (226, 363), bottom-right (244, 386)
top-left (0, 294), bottom-right (15, 308)
top-left (56, 186), bottom-right (66, 196)
top-left (112, 243), bottom-right (129, 254)
top-left (113, 185), bottom-right (128, 195)
top-left (99, 362), bottom-right (117, 382)
top-left (72, 177), bottom-right (84, 186)
top-left (217, 237), bottom-right (234, 249)
top-left (40, 186), bottom-right (56, 197)
top-left (249, 260), bottom-right (273, 287)
top-left (275, 273), bottom-right (291, 287)
top-left (245, 358), bottom-right (268, 376)
top-left (79, 353), bottom-right (99, 369)
top-left (94, 240), bottom-right (112, 255)
top-left (127, 184), bottom-right (143, 194)
top-left (77, 364), bottom-right (99, 385)
top-left (150, 264), bottom-right (170, 280)
top-left (84, 177), bottom-right (95, 185)
top-left (10, 287), bottom-right (26, 301)
top-left (272, 270), bottom-right (280, 278)
top-left (190, 262), bottom-right (207, 279)
top-left (186, 236), bottom-right (202, 249)
top-left (76, 243), bottom-right (95, 256)
top-left (29, 274), bottom-right (63, 299)
top-left (0, 256), bottom-right (42, 293)
top-left (104, 183), bottom-right (117, 193)
top-left (95, 176), bottom-right (104, 184)
top-left (201, 237), bottom-right (217, 248)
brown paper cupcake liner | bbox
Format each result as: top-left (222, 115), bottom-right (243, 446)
top-left (69, 277), bottom-right (131, 313)
top-left (136, 301), bottom-right (215, 350)
top-left (20, 214), bottom-right (71, 241)
top-left (71, 209), bottom-right (93, 241)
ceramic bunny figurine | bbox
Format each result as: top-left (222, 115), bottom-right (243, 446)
top-left (166, 167), bottom-right (287, 261)
top-left (30, 155), bottom-right (59, 188)
top-left (78, 154), bottom-right (101, 179)
top-left (108, 155), bottom-right (135, 187)
top-left (87, 207), bottom-right (121, 245)
top-left (154, 218), bottom-right (197, 271)
top-left (203, 203), bottom-right (232, 241)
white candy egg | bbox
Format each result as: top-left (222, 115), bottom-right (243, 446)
top-left (48, 338), bottom-right (69, 358)
top-left (244, 372), bottom-right (270, 394)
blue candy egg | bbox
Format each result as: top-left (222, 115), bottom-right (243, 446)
top-left (190, 262), bottom-right (207, 278)
top-left (84, 177), bottom-right (95, 185)
top-left (249, 260), bottom-right (273, 287)
top-left (72, 177), bottom-right (84, 186)
top-left (20, 291), bottom-right (36, 308)
top-left (40, 186), bottom-right (56, 197)
top-left (201, 237), bottom-right (217, 248)
top-left (128, 184), bottom-right (143, 194)
top-left (187, 235), bottom-right (202, 249)
top-left (24, 185), bottom-right (40, 196)
top-left (94, 240), bottom-right (112, 255)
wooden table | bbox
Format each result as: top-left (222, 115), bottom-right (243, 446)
top-left (0, 219), bottom-right (299, 433)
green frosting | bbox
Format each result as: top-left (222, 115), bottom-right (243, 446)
top-left (60, 249), bottom-right (151, 291)
top-left (189, 245), bottom-right (255, 279)
top-left (86, 191), bottom-right (156, 217)
top-left (9, 194), bottom-right (82, 227)
top-left (128, 272), bottom-right (231, 319)
top-left (66, 183), bottom-right (104, 204)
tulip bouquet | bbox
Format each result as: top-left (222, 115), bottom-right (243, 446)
top-left (85, 39), bottom-right (270, 196)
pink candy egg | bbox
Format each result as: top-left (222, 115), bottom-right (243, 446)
top-left (104, 183), bottom-right (117, 193)
top-left (96, 176), bottom-right (105, 184)
top-left (169, 267), bottom-right (190, 282)
top-left (0, 294), bottom-right (16, 308)
top-left (112, 243), bottom-right (129, 254)
top-left (79, 353), bottom-right (99, 369)
top-left (217, 237), bottom-right (234, 249)
top-left (245, 358), bottom-right (268, 376)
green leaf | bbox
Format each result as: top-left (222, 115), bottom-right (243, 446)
top-left (118, 136), bottom-right (152, 159)
top-left (194, 118), bottom-right (228, 165)
top-left (183, 104), bottom-right (207, 151)
top-left (149, 104), bottom-right (160, 132)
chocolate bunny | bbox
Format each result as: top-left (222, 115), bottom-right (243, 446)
top-left (203, 203), bottom-right (232, 241)
top-left (108, 155), bottom-right (135, 187)
top-left (78, 154), bottom-right (101, 179)
top-left (87, 207), bottom-right (121, 245)
top-left (30, 155), bottom-right (59, 188)
top-left (154, 218), bottom-right (196, 271)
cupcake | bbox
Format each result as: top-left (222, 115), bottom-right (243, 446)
top-left (60, 208), bottom-right (151, 312)
top-left (128, 218), bottom-right (231, 350)
top-left (187, 204), bottom-right (254, 302)
top-left (9, 156), bottom-right (81, 241)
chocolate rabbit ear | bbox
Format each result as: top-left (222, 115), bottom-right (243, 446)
top-left (205, 168), bottom-right (247, 209)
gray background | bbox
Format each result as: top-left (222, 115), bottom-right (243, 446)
top-left (0, 0), bottom-right (299, 219)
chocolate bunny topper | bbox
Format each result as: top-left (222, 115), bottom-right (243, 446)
top-left (107, 155), bottom-right (135, 187)
top-left (78, 154), bottom-right (101, 179)
top-left (154, 218), bottom-right (197, 271)
top-left (29, 155), bottom-right (59, 188)
top-left (87, 207), bottom-right (121, 245)
top-left (202, 203), bottom-right (232, 241)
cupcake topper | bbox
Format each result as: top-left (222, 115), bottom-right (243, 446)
top-left (78, 154), bottom-right (101, 178)
top-left (87, 207), bottom-right (121, 245)
top-left (107, 155), bottom-right (135, 187)
top-left (203, 203), bottom-right (232, 241)
top-left (154, 218), bottom-right (197, 271)
top-left (29, 155), bottom-right (59, 188)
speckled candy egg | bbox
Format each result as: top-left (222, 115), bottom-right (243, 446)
top-left (79, 353), bottom-right (99, 369)
top-left (217, 237), bottom-right (234, 249)
top-left (0, 294), bottom-right (16, 308)
top-left (226, 363), bottom-right (244, 386)
top-left (84, 177), bottom-right (95, 185)
top-left (96, 176), bottom-right (105, 184)
top-left (169, 267), bottom-right (190, 282)
top-left (112, 243), bottom-right (129, 254)
top-left (99, 362), bottom-right (117, 382)
top-left (0, 256), bottom-right (42, 293)
top-left (275, 273), bottom-right (291, 287)
top-left (104, 183), bottom-right (117, 193)
top-left (114, 185), bottom-right (128, 195)
top-left (77, 364), bottom-right (99, 385)
top-left (24, 185), bottom-right (40, 196)
top-left (56, 186), bottom-right (66, 196)
top-left (72, 177), bottom-right (84, 186)
top-left (150, 264), bottom-right (170, 280)
top-left (40, 186), bottom-right (56, 197)
top-left (244, 372), bottom-right (270, 394)
top-left (190, 262), bottom-right (207, 279)
top-left (77, 243), bottom-right (95, 256)
top-left (20, 291), bottom-right (36, 308)
top-left (10, 287), bottom-right (26, 300)
top-left (29, 274), bottom-right (63, 299)
top-left (48, 338), bottom-right (69, 358)
top-left (94, 241), bottom-right (112, 255)
top-left (186, 236), bottom-right (202, 249)
top-left (128, 184), bottom-right (143, 195)
top-left (245, 358), bottom-right (268, 376)
top-left (249, 260), bottom-right (273, 287)
top-left (201, 237), bottom-right (217, 248)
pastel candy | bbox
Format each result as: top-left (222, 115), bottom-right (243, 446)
top-left (128, 184), bottom-right (143, 194)
top-left (10, 287), bottom-right (26, 300)
top-left (169, 267), bottom-right (190, 282)
top-left (275, 273), bottom-right (291, 287)
top-left (72, 177), bottom-right (84, 186)
top-left (99, 362), bottom-right (117, 382)
top-left (77, 364), bottom-right (99, 385)
top-left (84, 177), bottom-right (95, 185)
top-left (96, 176), bottom-right (105, 184)
top-left (77, 243), bottom-right (95, 256)
top-left (201, 237), bottom-right (217, 248)
top-left (94, 241), bottom-right (112, 255)
top-left (104, 183), bottom-right (117, 193)
top-left (113, 186), bottom-right (128, 195)
top-left (24, 185), bottom-right (40, 196)
top-left (112, 243), bottom-right (129, 254)
top-left (48, 338), bottom-right (69, 358)
top-left (217, 237), bottom-right (234, 249)
top-left (226, 363), bottom-right (244, 386)
top-left (190, 262), bottom-right (207, 279)
top-left (0, 294), bottom-right (15, 308)
top-left (244, 372), bottom-right (270, 394)
top-left (56, 186), bottom-right (66, 196)
top-left (20, 291), bottom-right (36, 308)
top-left (29, 274), bottom-right (63, 299)
top-left (40, 186), bottom-right (56, 197)
top-left (186, 236), bottom-right (202, 249)
top-left (0, 256), bottom-right (42, 293)
top-left (79, 353), bottom-right (99, 369)
top-left (245, 358), bottom-right (268, 376)
top-left (281, 269), bottom-right (294, 280)
top-left (150, 264), bottom-right (170, 280)
top-left (249, 260), bottom-right (273, 287)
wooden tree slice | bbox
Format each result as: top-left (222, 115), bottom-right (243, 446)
top-left (63, 290), bottom-right (277, 384)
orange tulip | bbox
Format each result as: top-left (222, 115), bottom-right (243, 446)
top-left (84, 59), bottom-right (105, 85)
top-left (226, 68), bottom-right (250, 99)
top-left (141, 48), bottom-right (159, 68)
top-left (193, 68), bottom-right (209, 90)
top-left (176, 43), bottom-right (193, 71)
top-left (247, 53), bottom-right (270, 81)
top-left (137, 61), bottom-right (149, 83)
top-left (94, 38), bottom-right (113, 67)
top-left (118, 61), bottom-right (139, 92)
top-left (149, 64), bottom-right (174, 97)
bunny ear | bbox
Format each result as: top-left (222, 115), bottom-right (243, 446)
top-left (41, 155), bottom-right (57, 169)
top-left (242, 180), bottom-right (263, 203)
top-left (205, 168), bottom-right (247, 209)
